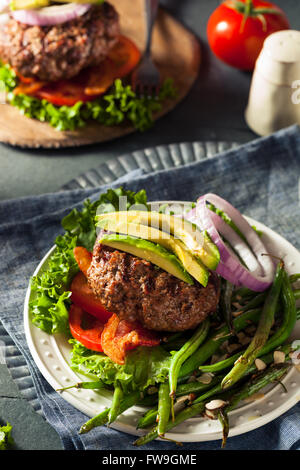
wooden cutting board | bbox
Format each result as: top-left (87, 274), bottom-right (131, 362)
top-left (0, 0), bottom-right (201, 148)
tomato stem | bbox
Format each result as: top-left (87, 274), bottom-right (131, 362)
top-left (227, 0), bottom-right (283, 33)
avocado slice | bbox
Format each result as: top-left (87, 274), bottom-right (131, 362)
top-left (99, 234), bottom-right (194, 285)
top-left (97, 218), bottom-right (209, 287)
top-left (97, 211), bottom-right (220, 270)
top-left (10, 0), bottom-right (50, 10)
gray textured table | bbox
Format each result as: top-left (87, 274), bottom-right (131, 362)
top-left (1, 0), bottom-right (300, 201)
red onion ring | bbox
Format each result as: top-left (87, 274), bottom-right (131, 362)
top-left (185, 194), bottom-right (275, 291)
top-left (11, 3), bottom-right (91, 26)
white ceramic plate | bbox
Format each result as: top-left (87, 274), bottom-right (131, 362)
top-left (23, 203), bottom-right (300, 443)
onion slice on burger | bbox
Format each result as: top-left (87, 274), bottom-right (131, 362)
top-left (185, 193), bottom-right (275, 291)
top-left (11, 3), bottom-right (91, 26)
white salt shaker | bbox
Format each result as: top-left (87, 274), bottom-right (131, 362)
top-left (245, 30), bottom-right (300, 136)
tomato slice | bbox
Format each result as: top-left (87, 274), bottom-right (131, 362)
top-left (69, 304), bottom-right (104, 352)
top-left (34, 80), bottom-right (95, 107)
top-left (70, 272), bottom-right (113, 323)
top-left (108, 35), bottom-right (141, 79)
top-left (73, 246), bottom-right (92, 277)
top-left (101, 314), bottom-right (160, 365)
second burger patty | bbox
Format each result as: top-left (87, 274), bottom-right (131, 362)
top-left (0, 2), bottom-right (120, 82)
top-left (87, 243), bottom-right (220, 332)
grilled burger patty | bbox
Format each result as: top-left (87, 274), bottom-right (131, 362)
top-left (0, 2), bottom-right (119, 82)
top-left (87, 243), bottom-right (220, 332)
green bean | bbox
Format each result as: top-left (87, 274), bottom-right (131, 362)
top-left (195, 342), bottom-right (291, 405)
top-left (108, 383), bottom-right (123, 424)
top-left (220, 280), bottom-right (235, 333)
top-left (241, 292), bottom-right (266, 311)
top-left (179, 308), bottom-right (261, 378)
top-left (221, 261), bottom-right (284, 389)
top-left (192, 381), bottom-right (224, 404)
top-left (134, 356), bottom-right (291, 447)
top-left (198, 319), bottom-right (294, 376)
top-left (137, 407), bottom-right (158, 430)
top-left (79, 390), bottom-right (140, 434)
top-left (56, 380), bottom-right (105, 392)
top-left (218, 362), bottom-right (290, 447)
top-left (198, 351), bottom-right (242, 373)
top-left (233, 286), bottom-right (256, 299)
top-left (133, 402), bottom-right (206, 447)
top-left (169, 318), bottom-right (210, 418)
top-left (293, 289), bottom-right (300, 300)
top-left (254, 270), bottom-right (297, 357)
top-left (137, 394), bottom-right (158, 407)
top-left (176, 375), bottom-right (221, 396)
top-left (157, 382), bottom-right (172, 437)
top-left (217, 409), bottom-right (229, 448)
top-left (137, 376), bottom-right (221, 430)
top-left (227, 362), bottom-right (290, 413)
top-left (289, 273), bottom-right (300, 284)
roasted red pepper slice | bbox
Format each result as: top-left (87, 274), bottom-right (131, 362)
top-left (73, 246), bottom-right (93, 277)
top-left (69, 304), bottom-right (104, 352)
top-left (101, 313), bottom-right (160, 365)
top-left (70, 272), bottom-right (113, 324)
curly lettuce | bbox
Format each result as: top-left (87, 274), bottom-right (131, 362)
top-left (70, 340), bottom-right (171, 393)
top-left (29, 188), bottom-right (148, 335)
top-left (0, 62), bottom-right (177, 131)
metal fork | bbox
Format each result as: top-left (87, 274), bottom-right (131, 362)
top-left (131, 0), bottom-right (160, 97)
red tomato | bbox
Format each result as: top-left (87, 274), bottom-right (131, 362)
top-left (207, 0), bottom-right (290, 70)
top-left (70, 272), bottom-right (113, 323)
top-left (69, 304), bottom-right (104, 352)
top-left (34, 80), bottom-right (95, 107)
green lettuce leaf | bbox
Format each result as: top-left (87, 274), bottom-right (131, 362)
top-left (0, 62), bottom-right (176, 132)
top-left (29, 187), bottom-right (148, 334)
top-left (69, 340), bottom-right (171, 393)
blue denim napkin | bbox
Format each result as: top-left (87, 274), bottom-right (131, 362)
top-left (0, 125), bottom-right (300, 450)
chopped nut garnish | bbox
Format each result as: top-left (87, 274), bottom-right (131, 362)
top-left (197, 373), bottom-right (213, 384)
top-left (273, 350), bottom-right (286, 364)
top-left (205, 399), bottom-right (228, 411)
top-left (255, 358), bottom-right (267, 370)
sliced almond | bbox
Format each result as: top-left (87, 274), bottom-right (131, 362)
top-left (255, 358), bottom-right (267, 370)
top-left (205, 399), bottom-right (228, 411)
top-left (173, 396), bottom-right (189, 415)
top-left (205, 409), bottom-right (216, 420)
top-left (273, 350), bottom-right (285, 364)
top-left (197, 373), bottom-right (213, 384)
